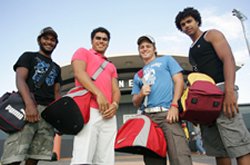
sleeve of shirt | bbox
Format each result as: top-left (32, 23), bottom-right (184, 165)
top-left (71, 48), bottom-right (90, 63)
top-left (13, 52), bottom-right (32, 71)
top-left (131, 73), bottom-right (142, 95)
top-left (111, 64), bottom-right (118, 79)
top-left (166, 56), bottom-right (183, 76)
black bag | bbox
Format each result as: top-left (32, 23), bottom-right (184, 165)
top-left (41, 96), bottom-right (84, 135)
top-left (0, 91), bottom-right (26, 133)
top-left (41, 60), bottom-right (109, 135)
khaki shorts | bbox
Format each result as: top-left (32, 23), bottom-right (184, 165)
top-left (1, 105), bottom-right (54, 164)
top-left (201, 84), bottom-right (250, 158)
top-left (145, 112), bottom-right (192, 165)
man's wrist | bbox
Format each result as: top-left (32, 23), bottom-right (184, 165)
top-left (112, 101), bottom-right (119, 109)
top-left (170, 103), bottom-right (179, 108)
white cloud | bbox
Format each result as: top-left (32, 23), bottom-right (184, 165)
top-left (202, 8), bottom-right (250, 64)
top-left (158, 33), bottom-right (190, 55)
top-left (234, 49), bottom-right (250, 66)
top-left (202, 10), bottom-right (242, 40)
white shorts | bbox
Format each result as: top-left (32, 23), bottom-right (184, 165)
top-left (71, 107), bottom-right (117, 165)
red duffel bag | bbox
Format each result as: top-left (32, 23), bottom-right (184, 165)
top-left (41, 61), bottom-right (109, 135)
top-left (115, 115), bottom-right (167, 158)
top-left (178, 73), bottom-right (224, 124)
top-left (41, 87), bottom-right (92, 135)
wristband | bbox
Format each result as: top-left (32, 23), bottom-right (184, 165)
top-left (170, 103), bottom-right (179, 108)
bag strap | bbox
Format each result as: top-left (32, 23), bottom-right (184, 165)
top-left (91, 60), bottom-right (109, 80)
top-left (35, 61), bottom-right (54, 88)
top-left (137, 69), bottom-right (148, 107)
top-left (66, 88), bottom-right (89, 98)
top-left (67, 60), bottom-right (109, 94)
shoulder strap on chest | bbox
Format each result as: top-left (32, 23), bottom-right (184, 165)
top-left (91, 60), bottom-right (109, 80)
top-left (137, 69), bottom-right (143, 78)
top-left (136, 68), bottom-right (149, 107)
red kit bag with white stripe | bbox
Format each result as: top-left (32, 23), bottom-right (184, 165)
top-left (178, 73), bottom-right (224, 124)
top-left (115, 115), bottom-right (167, 158)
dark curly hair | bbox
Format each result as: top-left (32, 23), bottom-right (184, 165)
top-left (175, 7), bottom-right (202, 31)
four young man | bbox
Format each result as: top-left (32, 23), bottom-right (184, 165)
top-left (1, 7), bottom-right (250, 165)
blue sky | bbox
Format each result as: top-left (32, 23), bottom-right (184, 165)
top-left (1, 0), bottom-right (250, 96)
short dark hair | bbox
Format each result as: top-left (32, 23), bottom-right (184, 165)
top-left (175, 7), bottom-right (202, 31)
top-left (91, 27), bottom-right (111, 41)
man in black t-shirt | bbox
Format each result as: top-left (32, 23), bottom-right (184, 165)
top-left (1, 27), bottom-right (62, 165)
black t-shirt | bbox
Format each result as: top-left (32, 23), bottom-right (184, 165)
top-left (13, 51), bottom-right (62, 105)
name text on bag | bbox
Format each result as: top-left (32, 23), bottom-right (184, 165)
top-left (5, 105), bottom-right (25, 120)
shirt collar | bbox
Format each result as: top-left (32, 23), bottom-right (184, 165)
top-left (89, 49), bottom-right (108, 60)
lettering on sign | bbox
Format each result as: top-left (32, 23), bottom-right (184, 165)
top-left (118, 79), bottom-right (134, 89)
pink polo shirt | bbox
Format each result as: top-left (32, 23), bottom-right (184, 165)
top-left (71, 48), bottom-right (118, 109)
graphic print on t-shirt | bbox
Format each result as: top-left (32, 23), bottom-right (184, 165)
top-left (46, 67), bottom-right (58, 86)
top-left (143, 67), bottom-right (156, 86)
top-left (32, 60), bottom-right (57, 87)
top-left (143, 61), bottom-right (163, 86)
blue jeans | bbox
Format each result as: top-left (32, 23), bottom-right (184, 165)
top-left (195, 136), bottom-right (206, 154)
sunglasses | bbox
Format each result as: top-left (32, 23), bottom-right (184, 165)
top-left (95, 36), bottom-right (108, 41)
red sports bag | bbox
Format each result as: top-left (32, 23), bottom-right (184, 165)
top-left (42, 60), bottom-right (109, 135)
top-left (179, 73), bottom-right (224, 124)
top-left (41, 87), bottom-right (92, 135)
top-left (115, 115), bottom-right (167, 158)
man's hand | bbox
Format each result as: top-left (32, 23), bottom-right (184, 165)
top-left (96, 92), bottom-right (109, 114)
top-left (166, 106), bottom-right (179, 124)
top-left (102, 102), bottom-right (118, 119)
top-left (223, 90), bottom-right (239, 118)
top-left (25, 102), bottom-right (40, 123)
top-left (140, 84), bottom-right (151, 97)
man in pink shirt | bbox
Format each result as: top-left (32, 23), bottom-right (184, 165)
top-left (70, 27), bottom-right (121, 165)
